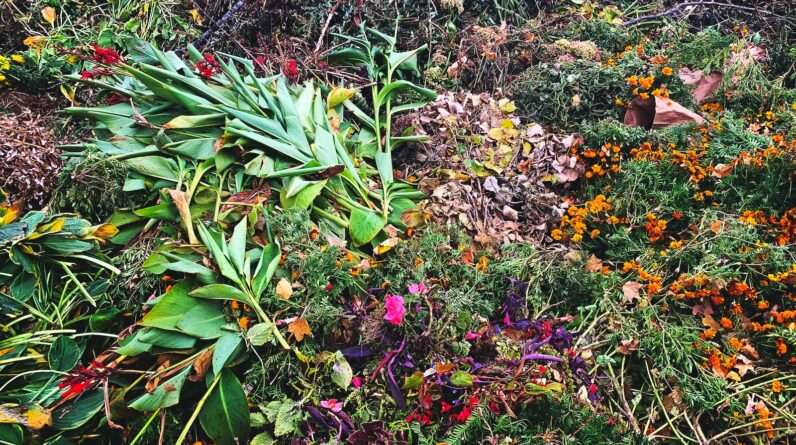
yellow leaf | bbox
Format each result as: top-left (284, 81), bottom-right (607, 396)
top-left (27, 217), bottom-right (65, 240)
top-left (476, 255), bottom-right (489, 272)
top-left (498, 98), bottom-right (516, 113)
top-left (327, 87), bottom-right (357, 109)
top-left (23, 35), bottom-right (46, 48)
top-left (374, 237), bottom-right (400, 255)
top-left (276, 278), bottom-right (293, 300)
top-left (0, 405), bottom-right (52, 430)
top-left (0, 201), bottom-right (23, 225)
top-left (499, 118), bottom-right (514, 129)
top-left (60, 84), bottom-right (76, 105)
top-left (41, 6), bottom-right (56, 26)
top-left (92, 223), bottom-right (119, 240)
top-left (400, 209), bottom-right (428, 228)
top-left (25, 406), bottom-right (52, 429)
top-left (287, 318), bottom-right (312, 342)
top-left (188, 8), bottom-right (204, 25)
top-left (487, 127), bottom-right (504, 141)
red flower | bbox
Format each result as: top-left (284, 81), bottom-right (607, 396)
top-left (80, 67), bottom-right (112, 80)
top-left (196, 53), bottom-right (220, 79)
top-left (452, 405), bottom-right (472, 423)
top-left (91, 44), bottom-right (122, 65)
top-left (440, 401), bottom-right (454, 413)
top-left (283, 58), bottom-right (299, 81)
top-left (57, 360), bottom-right (111, 400)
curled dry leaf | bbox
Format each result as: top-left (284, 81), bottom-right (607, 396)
top-left (276, 278), bottom-right (293, 300)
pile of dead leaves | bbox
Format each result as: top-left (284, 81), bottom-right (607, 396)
top-left (0, 107), bottom-right (62, 210)
top-left (401, 91), bottom-right (585, 246)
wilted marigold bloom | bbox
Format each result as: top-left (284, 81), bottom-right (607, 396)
top-left (728, 337), bottom-right (743, 350)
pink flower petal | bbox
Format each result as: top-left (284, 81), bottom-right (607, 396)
top-left (384, 294), bottom-right (406, 326)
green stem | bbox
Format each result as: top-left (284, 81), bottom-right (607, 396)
top-left (174, 372), bottom-right (222, 445)
top-left (130, 409), bottom-right (161, 445)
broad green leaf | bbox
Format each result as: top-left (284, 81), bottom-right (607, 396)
top-left (196, 224), bottom-right (241, 285)
top-left (125, 156), bottom-right (179, 181)
top-left (212, 333), bottom-right (243, 375)
top-left (275, 77), bottom-right (310, 154)
top-left (190, 283), bottom-right (248, 304)
top-left (375, 80), bottom-right (436, 108)
top-left (450, 370), bottom-right (473, 387)
top-left (349, 207), bottom-right (386, 246)
top-left (140, 282), bottom-right (196, 331)
top-left (163, 138), bottom-right (217, 160)
top-left (129, 366), bottom-right (192, 411)
top-left (279, 178), bottom-right (326, 210)
top-left (331, 351), bottom-right (353, 390)
top-left (251, 242), bottom-right (280, 299)
top-left (176, 302), bottom-right (228, 339)
top-left (115, 331), bottom-right (153, 357)
top-left (38, 237), bottom-right (93, 254)
top-left (138, 328), bottom-right (197, 349)
top-left (247, 322), bottom-right (274, 346)
top-left (0, 424), bottom-right (23, 445)
top-left (374, 151), bottom-right (394, 186)
top-left (48, 336), bottom-right (81, 372)
top-left (52, 390), bottom-right (104, 430)
top-left (199, 370), bottom-right (250, 445)
top-left (312, 127), bottom-right (337, 166)
top-left (133, 201), bottom-right (179, 221)
top-left (163, 113), bottom-right (226, 129)
top-left (228, 218), bottom-right (247, 276)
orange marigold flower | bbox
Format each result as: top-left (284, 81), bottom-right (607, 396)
top-left (776, 338), bottom-right (788, 356)
top-left (720, 317), bottom-right (733, 330)
top-left (702, 328), bottom-right (717, 340)
top-left (238, 316), bottom-right (251, 330)
top-left (661, 66), bottom-right (673, 76)
top-left (771, 380), bottom-right (784, 393)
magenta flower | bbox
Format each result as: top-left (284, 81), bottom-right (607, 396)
top-left (407, 282), bottom-right (429, 295)
top-left (320, 399), bottom-right (343, 412)
top-left (383, 294), bottom-right (406, 326)
top-left (352, 376), bottom-right (363, 388)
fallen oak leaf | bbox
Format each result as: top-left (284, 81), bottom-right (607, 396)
top-left (288, 318), bottom-right (312, 342)
top-left (622, 281), bottom-right (643, 304)
top-left (584, 254), bottom-right (603, 273)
